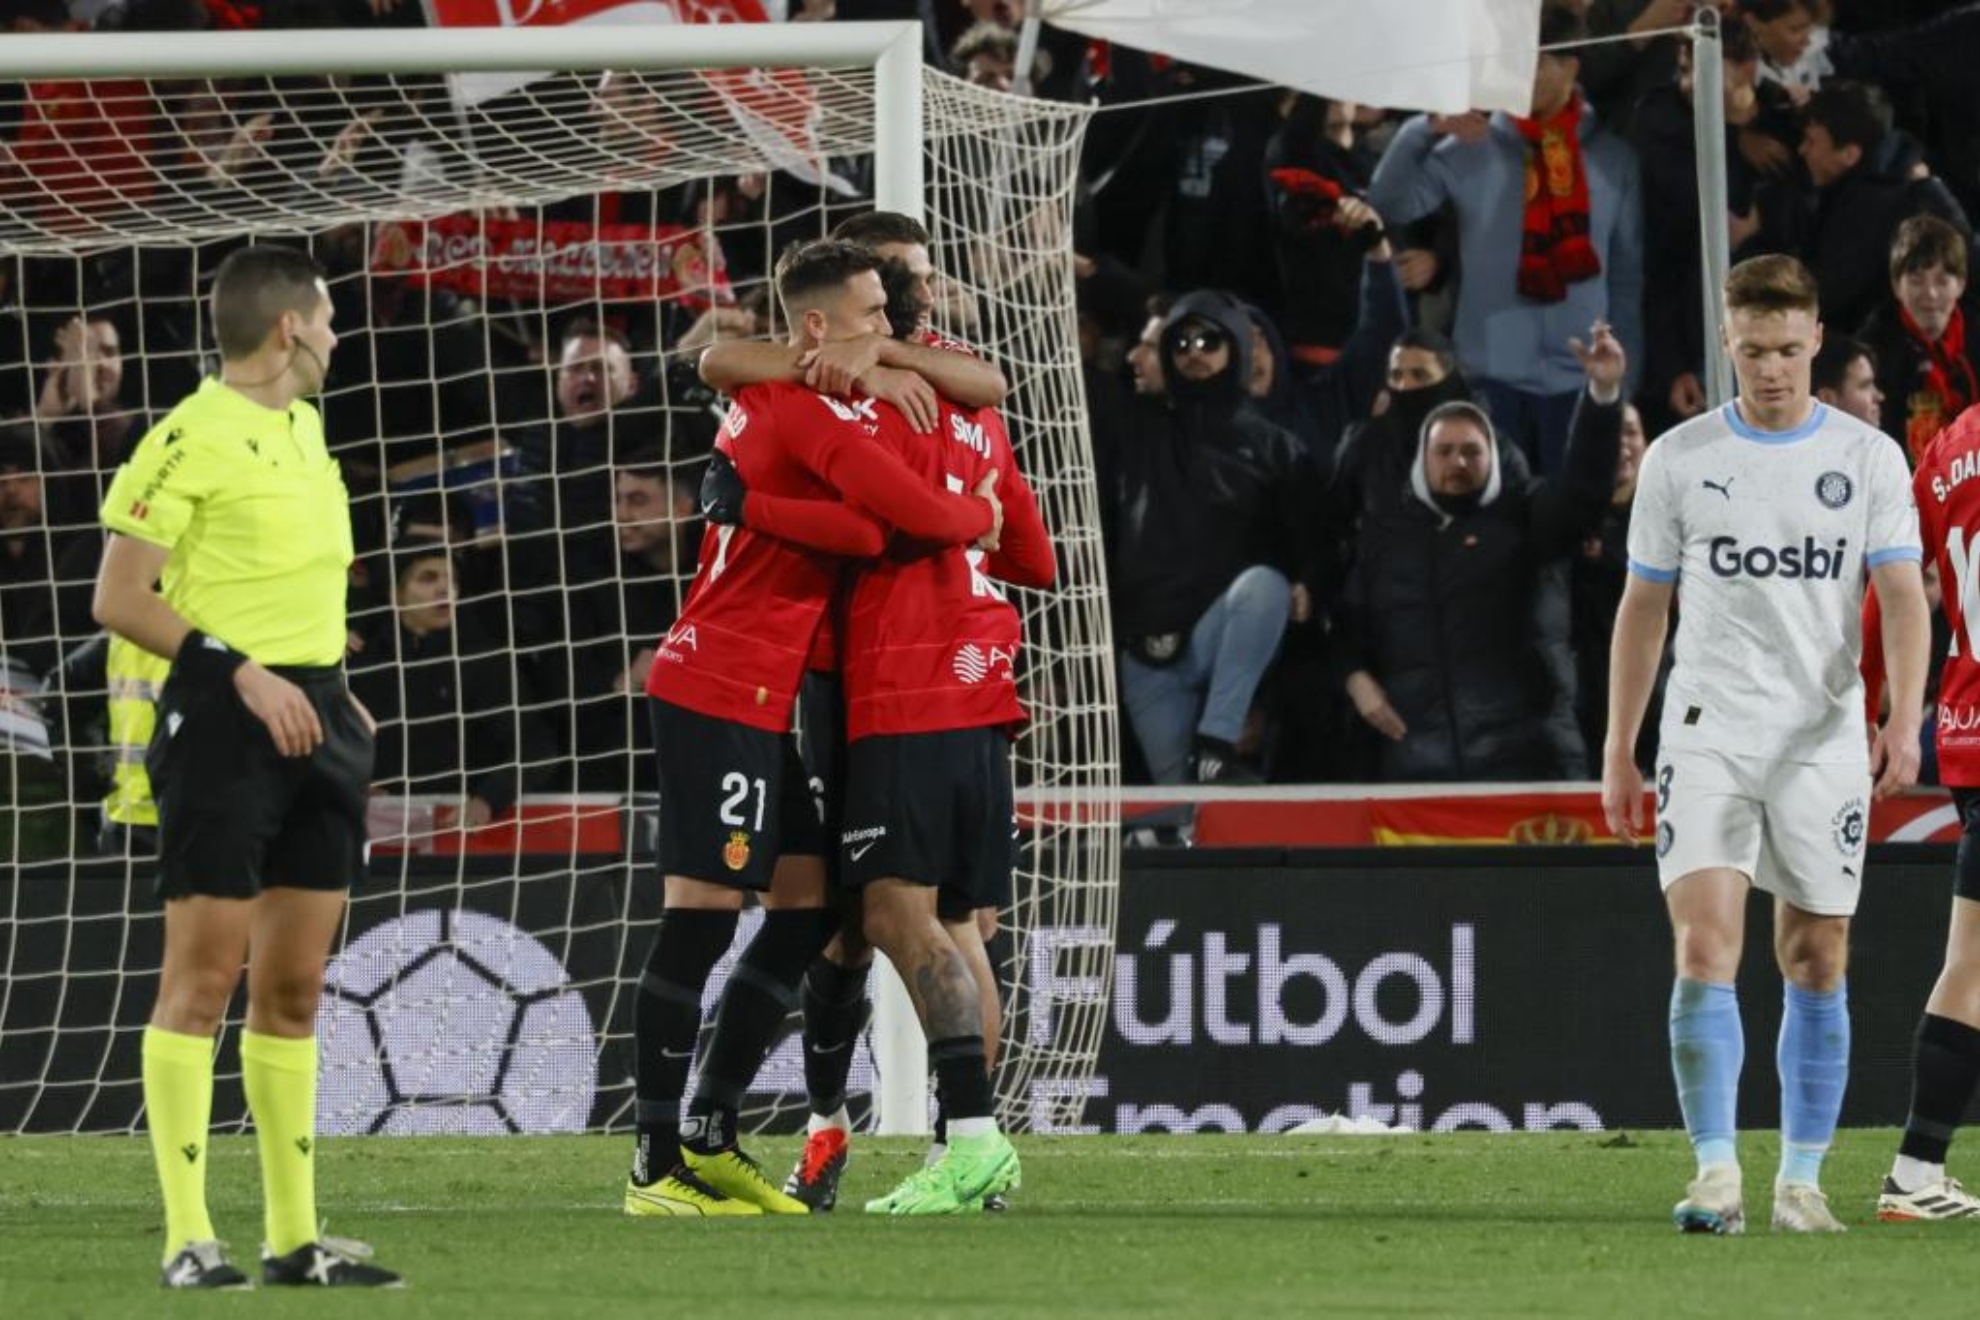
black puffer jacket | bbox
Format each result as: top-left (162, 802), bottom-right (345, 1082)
top-left (1326, 372), bottom-right (1531, 588)
top-left (1099, 290), bottom-right (1321, 640)
top-left (1334, 394), bottom-right (1620, 782)
top-left (1776, 129), bottom-right (1971, 335)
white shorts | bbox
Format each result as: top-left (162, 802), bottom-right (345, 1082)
top-left (1652, 748), bottom-right (1869, 917)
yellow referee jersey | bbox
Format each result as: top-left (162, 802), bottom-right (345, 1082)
top-left (100, 378), bottom-right (353, 667)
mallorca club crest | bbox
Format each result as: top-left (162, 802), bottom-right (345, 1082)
top-left (722, 830), bottom-right (752, 872)
top-left (1815, 470), bottom-right (1854, 510)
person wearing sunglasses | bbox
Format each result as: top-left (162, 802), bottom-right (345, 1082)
top-left (1100, 289), bottom-right (1322, 785)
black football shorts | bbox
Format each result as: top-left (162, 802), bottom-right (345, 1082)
top-left (651, 697), bottom-right (826, 891)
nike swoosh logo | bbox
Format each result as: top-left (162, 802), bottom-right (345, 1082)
top-left (808, 1040), bottom-right (852, 1056)
top-left (660, 1047), bottom-right (695, 1060)
top-left (849, 842), bottom-right (878, 861)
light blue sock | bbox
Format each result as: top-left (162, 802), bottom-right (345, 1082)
top-left (1670, 978), bottom-right (1742, 1171)
top-left (1778, 979), bottom-right (1849, 1187)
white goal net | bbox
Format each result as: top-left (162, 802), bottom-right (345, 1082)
top-left (0, 24), bottom-right (1117, 1140)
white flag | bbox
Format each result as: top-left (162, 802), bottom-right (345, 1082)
top-left (1038, 0), bottom-right (1543, 116)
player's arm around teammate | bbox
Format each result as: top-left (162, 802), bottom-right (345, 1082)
top-left (699, 210), bottom-right (1009, 432)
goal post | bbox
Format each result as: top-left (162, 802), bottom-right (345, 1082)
top-left (0, 23), bottom-right (1117, 1141)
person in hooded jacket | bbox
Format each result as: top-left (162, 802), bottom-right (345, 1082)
top-left (1326, 328), bottom-right (1533, 583)
top-left (1334, 323), bottom-right (1625, 783)
top-left (1098, 288), bottom-right (1323, 784)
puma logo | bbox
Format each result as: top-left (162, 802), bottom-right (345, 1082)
top-left (1702, 476), bottom-right (1734, 500)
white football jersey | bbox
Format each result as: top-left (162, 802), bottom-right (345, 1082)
top-left (1627, 400), bottom-right (1921, 764)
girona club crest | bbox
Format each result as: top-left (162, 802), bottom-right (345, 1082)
top-left (722, 830), bottom-right (752, 871)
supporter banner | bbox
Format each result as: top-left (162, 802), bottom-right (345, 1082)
top-left (421, 0), bottom-right (850, 195)
top-left (370, 214), bottom-right (729, 307)
top-left (423, 0), bottom-right (768, 105)
top-left (1034, 852), bottom-right (1950, 1135)
top-left (1038, 0), bottom-right (1541, 116)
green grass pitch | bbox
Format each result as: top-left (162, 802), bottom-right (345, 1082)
top-left (3, 1130), bottom-right (1975, 1317)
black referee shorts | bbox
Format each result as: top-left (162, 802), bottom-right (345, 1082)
top-left (148, 663), bottom-right (373, 901)
top-left (650, 697), bottom-right (827, 892)
top-left (840, 726), bottom-right (1015, 921)
top-left (1952, 788), bottom-right (1980, 903)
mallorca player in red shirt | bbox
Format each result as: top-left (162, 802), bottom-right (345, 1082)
top-left (702, 246), bottom-right (1053, 1214)
top-left (701, 211), bottom-right (1021, 1208)
top-left (835, 351), bottom-right (1053, 1217)
top-left (1865, 405), bottom-right (1980, 1219)
top-left (624, 240), bottom-right (1002, 1220)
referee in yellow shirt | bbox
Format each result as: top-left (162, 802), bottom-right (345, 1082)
top-left (92, 245), bottom-right (400, 1289)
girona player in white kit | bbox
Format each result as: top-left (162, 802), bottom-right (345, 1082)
top-left (1862, 401), bottom-right (1980, 1221)
top-left (1602, 256), bottom-right (1930, 1235)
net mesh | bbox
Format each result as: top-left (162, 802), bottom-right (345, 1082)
top-left (0, 56), bottom-right (1117, 1138)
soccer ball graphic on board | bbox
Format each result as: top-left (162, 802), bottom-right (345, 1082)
top-left (316, 909), bottom-right (596, 1135)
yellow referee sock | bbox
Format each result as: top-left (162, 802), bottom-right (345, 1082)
top-left (241, 1029), bottom-right (320, 1256)
top-left (142, 1025), bottom-right (217, 1264)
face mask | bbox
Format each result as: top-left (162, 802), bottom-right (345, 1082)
top-left (1389, 373), bottom-right (1468, 433)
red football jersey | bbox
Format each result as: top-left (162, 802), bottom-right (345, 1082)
top-left (841, 401), bottom-right (1055, 740)
top-left (647, 380), bottom-right (996, 731)
top-left (1866, 408), bottom-right (1980, 784)
top-left (1914, 411), bottom-right (1980, 784)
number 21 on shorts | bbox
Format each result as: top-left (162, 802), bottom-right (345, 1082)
top-left (719, 771), bottom-right (767, 831)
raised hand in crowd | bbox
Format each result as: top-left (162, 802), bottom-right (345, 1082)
top-left (1335, 195), bottom-right (1391, 259)
top-left (1568, 319), bottom-right (1626, 398)
top-left (205, 111), bottom-right (275, 183)
top-left (1668, 370), bottom-right (1707, 419)
top-left (319, 112), bottom-right (381, 178)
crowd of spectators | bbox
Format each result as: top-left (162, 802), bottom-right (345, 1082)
top-left (4, 0), bottom-right (1980, 841)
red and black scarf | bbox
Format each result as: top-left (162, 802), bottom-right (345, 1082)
top-left (1901, 303), bottom-right (1978, 463)
top-left (1512, 94), bottom-right (1601, 304)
